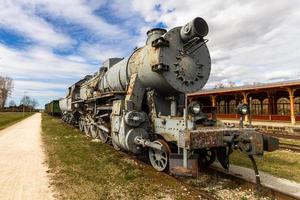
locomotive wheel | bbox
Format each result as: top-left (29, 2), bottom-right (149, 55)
top-left (112, 139), bottom-right (121, 151)
top-left (64, 115), bottom-right (69, 123)
top-left (84, 123), bottom-right (90, 136)
top-left (98, 129), bottom-right (109, 143)
top-left (148, 139), bottom-right (170, 172)
top-left (90, 125), bottom-right (98, 139)
top-left (79, 119), bottom-right (85, 132)
top-left (66, 115), bottom-right (71, 124)
top-left (198, 148), bottom-right (216, 168)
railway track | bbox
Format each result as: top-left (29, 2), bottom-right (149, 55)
top-left (172, 176), bottom-right (218, 200)
top-left (167, 164), bottom-right (298, 200)
top-left (208, 165), bottom-right (298, 200)
top-left (75, 121), bottom-right (298, 199)
top-left (279, 142), bottom-right (300, 152)
top-left (94, 137), bottom-right (298, 199)
top-left (137, 155), bottom-right (297, 200)
top-left (84, 137), bottom-right (297, 199)
top-left (162, 161), bottom-right (299, 200)
top-left (262, 132), bottom-right (300, 152)
top-left (263, 132), bottom-right (300, 140)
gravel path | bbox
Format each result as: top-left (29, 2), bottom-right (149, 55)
top-left (0, 113), bottom-right (54, 200)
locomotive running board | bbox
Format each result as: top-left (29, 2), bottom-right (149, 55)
top-left (169, 154), bottom-right (198, 177)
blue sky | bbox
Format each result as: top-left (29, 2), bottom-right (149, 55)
top-left (0, 0), bottom-right (300, 108)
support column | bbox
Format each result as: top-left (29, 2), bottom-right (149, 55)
top-left (210, 95), bottom-right (217, 121)
top-left (242, 92), bottom-right (249, 122)
top-left (288, 88), bottom-right (296, 125)
top-left (267, 91), bottom-right (273, 120)
top-left (211, 95), bottom-right (216, 107)
top-left (235, 94), bottom-right (238, 119)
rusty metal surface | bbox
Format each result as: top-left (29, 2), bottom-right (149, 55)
top-left (189, 130), bottom-right (224, 149)
top-left (169, 154), bottom-right (198, 177)
top-left (180, 128), bottom-right (238, 149)
top-left (180, 127), bottom-right (279, 155)
top-left (181, 128), bottom-right (251, 149)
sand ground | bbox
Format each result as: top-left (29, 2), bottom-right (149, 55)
top-left (0, 113), bottom-right (54, 200)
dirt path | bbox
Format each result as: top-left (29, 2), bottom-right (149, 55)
top-left (0, 113), bottom-right (54, 200)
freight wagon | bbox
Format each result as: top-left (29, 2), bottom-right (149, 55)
top-left (44, 100), bottom-right (61, 116)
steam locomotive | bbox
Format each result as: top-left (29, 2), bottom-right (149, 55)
top-left (57, 17), bottom-right (278, 176)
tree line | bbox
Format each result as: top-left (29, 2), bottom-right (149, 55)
top-left (0, 75), bottom-right (39, 111)
top-left (19, 95), bottom-right (39, 108)
top-left (214, 81), bottom-right (262, 89)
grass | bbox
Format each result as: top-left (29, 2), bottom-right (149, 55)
top-left (230, 149), bottom-right (300, 182)
top-left (41, 114), bottom-right (206, 200)
top-left (0, 112), bottom-right (33, 130)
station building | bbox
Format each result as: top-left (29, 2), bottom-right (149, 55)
top-left (188, 80), bottom-right (300, 131)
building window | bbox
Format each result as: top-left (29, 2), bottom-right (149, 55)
top-left (251, 99), bottom-right (261, 115)
top-left (228, 100), bottom-right (236, 114)
top-left (262, 98), bottom-right (269, 115)
top-left (217, 100), bottom-right (226, 114)
top-left (277, 97), bottom-right (290, 115)
top-left (295, 97), bottom-right (300, 116)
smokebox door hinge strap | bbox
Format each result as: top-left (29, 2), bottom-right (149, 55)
top-left (152, 37), bottom-right (169, 48)
top-left (151, 63), bottom-right (169, 73)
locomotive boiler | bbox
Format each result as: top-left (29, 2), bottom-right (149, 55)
top-left (59, 17), bottom-right (278, 176)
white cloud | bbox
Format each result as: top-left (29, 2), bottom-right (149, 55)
top-left (131, 0), bottom-right (300, 87)
top-left (0, 43), bottom-right (96, 107)
top-left (19, 0), bottom-right (127, 38)
top-left (78, 42), bottom-right (126, 62)
top-left (12, 80), bottom-right (68, 102)
top-left (1, 0), bottom-right (300, 108)
top-left (0, 44), bottom-right (93, 79)
top-left (0, 0), bottom-right (73, 47)
top-left (14, 80), bottom-right (67, 91)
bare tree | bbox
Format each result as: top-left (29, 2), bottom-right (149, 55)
top-left (228, 81), bottom-right (236, 87)
top-left (20, 96), bottom-right (39, 112)
top-left (20, 95), bottom-right (31, 106)
top-left (30, 98), bottom-right (39, 109)
top-left (253, 82), bottom-right (262, 86)
top-left (0, 76), bottom-right (14, 109)
top-left (214, 82), bottom-right (225, 89)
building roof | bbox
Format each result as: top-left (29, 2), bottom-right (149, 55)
top-left (189, 79), bottom-right (300, 96)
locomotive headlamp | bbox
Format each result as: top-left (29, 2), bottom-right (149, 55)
top-left (192, 103), bottom-right (201, 114)
top-left (241, 106), bottom-right (248, 115)
top-left (236, 103), bottom-right (249, 115)
top-left (188, 101), bottom-right (202, 115)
